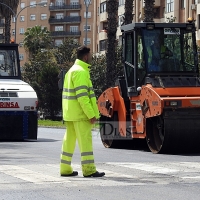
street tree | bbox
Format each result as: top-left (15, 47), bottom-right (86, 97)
top-left (124, 0), bottom-right (134, 24)
top-left (143, 0), bottom-right (155, 22)
top-left (23, 25), bottom-right (52, 58)
top-left (23, 49), bottom-right (61, 120)
top-left (56, 38), bottom-right (79, 71)
top-left (106, 0), bottom-right (118, 88)
top-left (0, 0), bottom-right (19, 43)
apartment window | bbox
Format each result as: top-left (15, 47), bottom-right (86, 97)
top-left (30, 1), bottom-right (36, 7)
top-left (19, 28), bottom-right (24, 34)
top-left (84, 12), bottom-right (91, 18)
top-left (12, 29), bottom-right (15, 35)
top-left (19, 42), bottom-right (24, 47)
top-left (100, 40), bottom-right (107, 51)
top-left (118, 15), bottom-right (124, 26)
top-left (70, 26), bottom-right (78, 32)
top-left (55, 26), bottom-right (63, 31)
top-left (20, 16), bottom-right (25, 22)
top-left (55, 39), bottom-right (63, 46)
top-left (83, 38), bottom-right (91, 45)
top-left (70, 0), bottom-right (79, 5)
top-left (100, 2), bottom-right (106, 13)
top-left (180, 0), bottom-right (185, 9)
top-left (19, 54), bottom-right (24, 60)
top-left (83, 1), bottom-right (91, 5)
top-left (56, 13), bottom-right (64, 19)
top-left (119, 0), bottom-right (125, 6)
top-left (84, 25), bottom-right (91, 31)
top-left (21, 3), bottom-right (25, 8)
top-left (166, 0), bottom-right (174, 12)
top-left (30, 15), bottom-right (36, 21)
top-left (0, 29), bottom-right (3, 34)
top-left (12, 17), bottom-right (16, 23)
top-left (41, 14), bottom-right (47, 20)
top-left (70, 12), bottom-right (79, 16)
top-left (55, 0), bottom-right (64, 6)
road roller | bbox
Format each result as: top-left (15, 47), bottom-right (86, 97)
top-left (98, 21), bottom-right (200, 153)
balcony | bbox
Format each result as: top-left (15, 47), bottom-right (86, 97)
top-left (49, 16), bottom-right (81, 24)
top-left (99, 12), bottom-right (108, 22)
top-left (99, 30), bottom-right (107, 41)
top-left (154, 0), bottom-right (160, 7)
top-left (49, 4), bottom-right (81, 11)
top-left (143, 0), bottom-right (160, 7)
top-left (0, 22), bottom-right (4, 27)
top-left (51, 31), bottom-right (81, 37)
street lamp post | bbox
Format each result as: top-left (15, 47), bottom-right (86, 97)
top-left (84, 0), bottom-right (91, 46)
top-left (0, 2), bottom-right (47, 43)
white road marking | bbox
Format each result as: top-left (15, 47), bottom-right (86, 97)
top-left (1, 162), bottom-right (200, 187)
top-left (0, 165), bottom-right (71, 185)
top-left (106, 162), bottom-right (179, 174)
top-left (181, 176), bottom-right (200, 179)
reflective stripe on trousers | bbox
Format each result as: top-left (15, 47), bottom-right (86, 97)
top-left (60, 121), bottom-right (96, 176)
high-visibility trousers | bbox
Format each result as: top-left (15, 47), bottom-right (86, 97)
top-left (60, 120), bottom-right (97, 176)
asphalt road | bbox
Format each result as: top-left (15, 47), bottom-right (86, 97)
top-left (0, 127), bottom-right (200, 200)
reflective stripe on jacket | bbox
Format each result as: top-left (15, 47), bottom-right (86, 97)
top-left (62, 59), bottom-right (100, 121)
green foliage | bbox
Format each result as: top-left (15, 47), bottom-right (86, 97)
top-left (22, 24), bottom-right (124, 119)
top-left (166, 15), bottom-right (176, 23)
top-left (22, 27), bottom-right (80, 119)
top-left (22, 50), bottom-right (61, 120)
top-left (55, 38), bottom-right (79, 72)
top-left (90, 46), bottom-right (124, 98)
top-left (23, 25), bottom-right (52, 57)
top-left (90, 53), bottom-right (107, 98)
top-left (0, 0), bottom-right (19, 43)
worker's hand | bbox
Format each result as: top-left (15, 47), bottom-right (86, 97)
top-left (90, 117), bottom-right (97, 124)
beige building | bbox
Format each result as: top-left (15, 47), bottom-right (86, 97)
top-left (96, 0), bottom-right (200, 54)
top-left (10, 0), bottom-right (96, 67)
top-left (6, 0), bottom-right (200, 66)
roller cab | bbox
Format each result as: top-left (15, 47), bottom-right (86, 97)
top-left (98, 22), bottom-right (200, 153)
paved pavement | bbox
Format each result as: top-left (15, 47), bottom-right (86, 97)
top-left (0, 127), bottom-right (200, 200)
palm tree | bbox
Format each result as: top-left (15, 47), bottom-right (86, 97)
top-left (106, 0), bottom-right (118, 87)
top-left (143, 0), bottom-right (155, 22)
top-left (124, 0), bottom-right (134, 25)
top-left (0, 0), bottom-right (19, 43)
top-left (23, 25), bottom-right (52, 58)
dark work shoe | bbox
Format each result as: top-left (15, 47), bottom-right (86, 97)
top-left (84, 171), bottom-right (105, 178)
top-left (61, 171), bottom-right (78, 177)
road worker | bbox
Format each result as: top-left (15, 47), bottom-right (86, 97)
top-left (147, 35), bottom-right (172, 71)
top-left (60, 45), bottom-right (105, 178)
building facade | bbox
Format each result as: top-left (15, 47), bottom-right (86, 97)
top-left (5, 0), bottom-right (200, 66)
top-left (10, 0), bottom-right (96, 67)
top-left (96, 0), bottom-right (200, 54)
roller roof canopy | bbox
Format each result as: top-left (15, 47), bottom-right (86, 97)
top-left (121, 22), bottom-right (195, 32)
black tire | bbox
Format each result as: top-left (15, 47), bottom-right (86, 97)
top-left (100, 112), bottom-right (132, 148)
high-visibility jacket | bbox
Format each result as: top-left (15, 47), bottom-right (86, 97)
top-left (62, 59), bottom-right (100, 121)
top-left (147, 45), bottom-right (167, 64)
